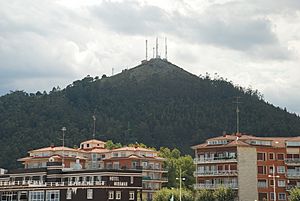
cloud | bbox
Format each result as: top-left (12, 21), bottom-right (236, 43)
top-left (90, 0), bottom-right (290, 60)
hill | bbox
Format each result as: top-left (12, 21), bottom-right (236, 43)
top-left (1, 58), bottom-right (300, 169)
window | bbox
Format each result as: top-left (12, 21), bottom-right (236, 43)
top-left (257, 153), bottom-right (266, 161)
top-left (116, 191), bottom-right (121, 200)
top-left (46, 190), bottom-right (59, 201)
top-left (277, 153), bottom-right (284, 160)
top-left (278, 180), bottom-right (286, 187)
top-left (269, 166), bottom-right (274, 174)
top-left (29, 191), bottom-right (44, 201)
top-left (87, 189), bottom-right (93, 199)
top-left (109, 191), bottom-right (114, 200)
top-left (278, 193), bottom-right (286, 200)
top-left (286, 141), bottom-right (300, 147)
top-left (66, 189), bottom-right (72, 200)
top-left (129, 191), bottom-right (135, 200)
top-left (269, 153), bottom-right (274, 160)
top-left (270, 192), bottom-right (274, 200)
top-left (258, 166), bottom-right (267, 174)
top-left (258, 180), bottom-right (267, 188)
top-left (277, 166), bottom-right (285, 174)
top-left (130, 176), bottom-right (134, 184)
top-left (270, 179), bottom-right (275, 187)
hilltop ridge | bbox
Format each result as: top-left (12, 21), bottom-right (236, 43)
top-left (1, 59), bottom-right (300, 169)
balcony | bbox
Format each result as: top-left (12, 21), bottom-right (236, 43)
top-left (194, 183), bottom-right (238, 190)
top-left (0, 180), bottom-right (107, 188)
top-left (285, 158), bottom-right (300, 165)
top-left (142, 176), bottom-right (168, 182)
top-left (194, 157), bottom-right (237, 164)
top-left (194, 170), bottom-right (238, 177)
top-left (287, 171), bottom-right (300, 178)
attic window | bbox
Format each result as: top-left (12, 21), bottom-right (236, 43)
top-left (87, 144), bottom-right (90, 148)
top-left (249, 140), bottom-right (271, 146)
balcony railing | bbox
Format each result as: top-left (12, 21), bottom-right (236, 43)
top-left (286, 185), bottom-right (300, 190)
top-left (194, 157), bottom-right (237, 164)
top-left (287, 171), bottom-right (300, 178)
top-left (0, 180), bottom-right (107, 188)
top-left (194, 183), bottom-right (238, 190)
top-left (285, 158), bottom-right (300, 164)
top-left (194, 170), bottom-right (238, 177)
top-left (142, 176), bottom-right (168, 182)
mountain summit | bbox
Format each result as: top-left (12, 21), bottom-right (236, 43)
top-left (1, 58), bottom-right (300, 168)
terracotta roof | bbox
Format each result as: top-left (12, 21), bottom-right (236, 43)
top-left (80, 139), bottom-right (105, 144)
top-left (192, 134), bottom-right (300, 149)
top-left (29, 146), bottom-right (78, 153)
top-left (111, 146), bottom-right (157, 152)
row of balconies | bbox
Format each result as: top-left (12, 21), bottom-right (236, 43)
top-left (0, 180), bottom-right (106, 187)
top-left (194, 157), bottom-right (237, 164)
top-left (194, 183), bottom-right (238, 190)
top-left (194, 170), bottom-right (238, 177)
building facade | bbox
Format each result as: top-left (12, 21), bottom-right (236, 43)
top-left (192, 134), bottom-right (300, 201)
top-left (15, 139), bottom-right (167, 201)
top-left (0, 162), bottom-right (142, 201)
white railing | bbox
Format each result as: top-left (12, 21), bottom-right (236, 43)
top-left (194, 170), bottom-right (238, 176)
top-left (287, 171), bottom-right (300, 177)
top-left (0, 180), bottom-right (106, 187)
top-left (194, 157), bottom-right (237, 164)
top-left (285, 159), bottom-right (300, 164)
top-left (194, 183), bottom-right (238, 189)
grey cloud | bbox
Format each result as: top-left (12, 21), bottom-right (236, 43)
top-left (90, 1), bottom-right (288, 60)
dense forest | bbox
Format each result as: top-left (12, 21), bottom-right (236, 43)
top-left (1, 58), bottom-right (300, 169)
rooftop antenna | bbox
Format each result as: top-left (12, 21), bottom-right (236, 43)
top-left (233, 97), bottom-right (242, 134)
top-left (145, 40), bottom-right (148, 60)
top-left (92, 114), bottom-right (96, 139)
top-left (153, 47), bottom-right (155, 58)
top-left (61, 127), bottom-right (66, 168)
top-left (156, 37), bottom-right (158, 58)
top-left (165, 37), bottom-right (167, 60)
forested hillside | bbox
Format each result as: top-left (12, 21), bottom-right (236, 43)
top-left (1, 58), bottom-right (299, 169)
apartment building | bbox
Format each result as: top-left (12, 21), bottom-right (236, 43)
top-left (17, 139), bottom-right (167, 201)
top-left (192, 133), bottom-right (300, 201)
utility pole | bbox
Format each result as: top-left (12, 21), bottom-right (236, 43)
top-left (61, 127), bottom-right (66, 168)
top-left (92, 115), bottom-right (96, 139)
top-left (176, 167), bottom-right (186, 201)
top-left (233, 97), bottom-right (242, 134)
top-left (268, 164), bottom-right (279, 201)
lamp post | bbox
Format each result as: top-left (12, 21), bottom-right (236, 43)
top-left (176, 168), bottom-right (186, 201)
top-left (61, 127), bottom-right (66, 168)
top-left (268, 165), bottom-right (280, 201)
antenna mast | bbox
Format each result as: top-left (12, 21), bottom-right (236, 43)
top-left (92, 115), bottom-right (96, 139)
top-left (61, 127), bottom-right (66, 168)
top-left (112, 68), bottom-right (114, 76)
top-left (165, 37), bottom-right (167, 60)
top-left (156, 37), bottom-right (158, 58)
top-left (153, 47), bottom-right (155, 58)
top-left (233, 97), bottom-right (242, 134)
top-left (145, 40), bottom-right (148, 60)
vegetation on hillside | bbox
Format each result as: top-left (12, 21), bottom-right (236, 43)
top-left (1, 58), bottom-right (300, 169)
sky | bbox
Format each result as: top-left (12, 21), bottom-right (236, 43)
top-left (1, 0), bottom-right (300, 114)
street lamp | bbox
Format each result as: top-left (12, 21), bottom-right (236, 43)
top-left (176, 168), bottom-right (186, 201)
top-left (268, 165), bottom-right (280, 201)
top-left (61, 127), bottom-right (66, 168)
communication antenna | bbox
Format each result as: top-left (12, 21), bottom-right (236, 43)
top-left (156, 37), bottom-right (158, 58)
top-left (233, 97), bottom-right (242, 134)
top-left (165, 37), bottom-right (167, 60)
top-left (61, 127), bottom-right (66, 168)
top-left (153, 47), bottom-right (155, 58)
top-left (145, 40), bottom-right (148, 60)
top-left (92, 114), bottom-right (96, 139)
top-left (112, 68), bottom-right (114, 76)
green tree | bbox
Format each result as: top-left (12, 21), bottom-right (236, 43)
top-left (213, 187), bottom-right (235, 201)
top-left (153, 188), bottom-right (193, 201)
top-left (289, 187), bottom-right (300, 201)
top-left (195, 189), bottom-right (214, 201)
top-left (104, 140), bottom-right (122, 150)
